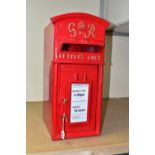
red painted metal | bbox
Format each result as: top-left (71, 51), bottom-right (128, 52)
top-left (43, 12), bottom-right (110, 140)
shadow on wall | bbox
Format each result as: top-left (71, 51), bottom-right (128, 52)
top-left (101, 32), bottom-right (113, 128)
top-left (102, 32), bottom-right (113, 99)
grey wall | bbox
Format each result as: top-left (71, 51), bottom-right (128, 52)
top-left (100, 0), bottom-right (129, 98)
top-left (26, 0), bottom-right (100, 101)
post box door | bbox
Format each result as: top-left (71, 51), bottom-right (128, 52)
top-left (59, 64), bottom-right (98, 138)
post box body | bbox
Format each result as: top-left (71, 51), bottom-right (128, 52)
top-left (43, 13), bottom-right (109, 140)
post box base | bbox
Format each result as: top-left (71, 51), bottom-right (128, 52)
top-left (51, 129), bottom-right (101, 140)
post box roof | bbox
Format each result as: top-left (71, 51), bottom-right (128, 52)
top-left (51, 12), bottom-right (110, 29)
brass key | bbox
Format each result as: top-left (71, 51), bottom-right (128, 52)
top-left (61, 113), bottom-right (67, 140)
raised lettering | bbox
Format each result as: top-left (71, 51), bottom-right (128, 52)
top-left (84, 24), bottom-right (96, 38)
top-left (68, 23), bottom-right (76, 37)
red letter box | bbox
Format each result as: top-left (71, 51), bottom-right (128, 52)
top-left (43, 13), bottom-right (109, 140)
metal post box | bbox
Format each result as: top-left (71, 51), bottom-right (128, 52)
top-left (43, 12), bottom-right (109, 140)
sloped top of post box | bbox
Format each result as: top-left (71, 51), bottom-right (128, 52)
top-left (49, 13), bottom-right (110, 64)
top-left (51, 12), bottom-right (109, 28)
top-left (50, 12), bottom-right (110, 45)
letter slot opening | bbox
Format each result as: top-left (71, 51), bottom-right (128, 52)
top-left (61, 43), bottom-right (103, 53)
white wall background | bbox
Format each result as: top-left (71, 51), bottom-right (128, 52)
top-left (26, 0), bottom-right (100, 101)
top-left (100, 0), bottom-right (129, 98)
top-left (27, 0), bottom-right (129, 101)
top-left (109, 36), bottom-right (129, 98)
top-left (102, 0), bottom-right (129, 25)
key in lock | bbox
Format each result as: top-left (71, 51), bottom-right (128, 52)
top-left (61, 113), bottom-right (67, 140)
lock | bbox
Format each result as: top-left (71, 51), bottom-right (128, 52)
top-left (63, 98), bottom-right (68, 104)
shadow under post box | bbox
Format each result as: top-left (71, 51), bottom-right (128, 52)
top-left (101, 32), bottom-right (113, 129)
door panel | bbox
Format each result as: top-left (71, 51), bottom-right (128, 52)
top-left (59, 64), bottom-right (98, 136)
